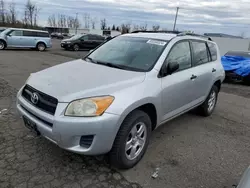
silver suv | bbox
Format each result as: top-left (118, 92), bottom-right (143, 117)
top-left (16, 32), bottom-right (225, 169)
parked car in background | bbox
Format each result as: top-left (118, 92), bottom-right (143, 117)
top-left (61, 34), bottom-right (105, 51)
top-left (16, 31), bottom-right (225, 169)
top-left (222, 51), bottom-right (250, 85)
top-left (0, 28), bottom-right (51, 51)
top-left (50, 32), bottom-right (64, 39)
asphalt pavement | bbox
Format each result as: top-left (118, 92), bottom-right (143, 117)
top-left (0, 42), bottom-right (250, 188)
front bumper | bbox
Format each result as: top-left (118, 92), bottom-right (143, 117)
top-left (61, 43), bottom-right (72, 49)
top-left (16, 88), bottom-right (121, 155)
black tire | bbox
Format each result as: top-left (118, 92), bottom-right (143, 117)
top-left (73, 44), bottom-right (80, 51)
top-left (0, 40), bottom-right (6, 50)
top-left (109, 110), bottom-right (152, 169)
top-left (197, 85), bottom-right (219, 116)
top-left (36, 42), bottom-right (46, 51)
top-left (243, 75), bottom-right (250, 85)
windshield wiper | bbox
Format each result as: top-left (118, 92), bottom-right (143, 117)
top-left (96, 61), bottom-right (128, 70)
top-left (84, 57), bottom-right (97, 64)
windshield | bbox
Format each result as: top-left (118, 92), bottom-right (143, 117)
top-left (70, 34), bottom-right (84, 40)
top-left (86, 36), bottom-right (168, 72)
top-left (0, 28), bottom-right (10, 35)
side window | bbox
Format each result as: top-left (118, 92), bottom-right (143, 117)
top-left (37, 32), bottom-right (49, 37)
top-left (89, 35), bottom-right (97, 40)
top-left (207, 42), bottom-right (217, 61)
top-left (166, 41), bottom-right (192, 71)
top-left (81, 35), bottom-right (89, 41)
top-left (191, 41), bottom-right (209, 66)
top-left (23, 31), bottom-right (37, 37)
top-left (10, 30), bottom-right (23, 36)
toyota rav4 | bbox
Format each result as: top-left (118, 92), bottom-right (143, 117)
top-left (16, 31), bottom-right (225, 169)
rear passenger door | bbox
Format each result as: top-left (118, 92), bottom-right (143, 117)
top-left (189, 40), bottom-right (214, 103)
top-left (22, 31), bottom-right (37, 47)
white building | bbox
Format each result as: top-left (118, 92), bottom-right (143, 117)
top-left (69, 28), bottom-right (121, 37)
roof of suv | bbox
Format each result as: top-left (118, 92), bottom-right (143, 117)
top-left (123, 33), bottom-right (177, 41)
top-left (7, 28), bottom-right (48, 33)
top-left (123, 32), bottom-right (213, 42)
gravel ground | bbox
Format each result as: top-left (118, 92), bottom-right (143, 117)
top-left (0, 45), bottom-right (250, 188)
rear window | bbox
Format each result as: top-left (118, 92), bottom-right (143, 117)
top-left (207, 42), bottom-right (217, 61)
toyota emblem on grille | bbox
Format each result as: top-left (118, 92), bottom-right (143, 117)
top-left (31, 92), bottom-right (39, 104)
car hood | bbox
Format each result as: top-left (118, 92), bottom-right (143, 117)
top-left (27, 59), bottom-right (146, 102)
top-left (62, 38), bottom-right (75, 42)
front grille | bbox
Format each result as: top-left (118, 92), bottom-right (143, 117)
top-left (21, 105), bottom-right (53, 127)
top-left (22, 85), bottom-right (58, 115)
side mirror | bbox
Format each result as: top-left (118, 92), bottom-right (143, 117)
top-left (168, 62), bottom-right (179, 74)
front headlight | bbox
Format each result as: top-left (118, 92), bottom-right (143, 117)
top-left (65, 96), bottom-right (114, 117)
top-left (66, 41), bottom-right (71, 44)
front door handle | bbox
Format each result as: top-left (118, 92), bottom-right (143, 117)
top-left (212, 68), bottom-right (216, 72)
top-left (190, 74), bottom-right (197, 80)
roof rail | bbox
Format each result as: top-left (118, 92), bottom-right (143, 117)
top-left (177, 32), bottom-right (212, 41)
top-left (131, 30), bottom-right (181, 34)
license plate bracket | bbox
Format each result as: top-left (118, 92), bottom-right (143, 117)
top-left (23, 116), bottom-right (40, 136)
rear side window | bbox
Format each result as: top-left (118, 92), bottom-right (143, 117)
top-left (23, 31), bottom-right (49, 37)
top-left (207, 42), bottom-right (217, 61)
top-left (23, 31), bottom-right (37, 37)
top-left (191, 41), bottom-right (209, 66)
top-left (166, 41), bottom-right (192, 71)
top-left (37, 32), bottom-right (49, 37)
top-left (89, 35), bottom-right (97, 40)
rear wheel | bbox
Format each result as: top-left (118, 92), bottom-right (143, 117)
top-left (0, 40), bottom-right (6, 50)
top-left (109, 110), bottom-right (152, 169)
top-left (197, 85), bottom-right (218, 116)
top-left (36, 42), bottom-right (46, 51)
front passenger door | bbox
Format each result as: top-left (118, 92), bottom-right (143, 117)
top-left (161, 41), bottom-right (197, 121)
top-left (80, 35), bottom-right (90, 49)
top-left (6, 30), bottom-right (23, 47)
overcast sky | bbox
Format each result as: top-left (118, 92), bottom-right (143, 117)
top-left (4, 0), bottom-right (250, 36)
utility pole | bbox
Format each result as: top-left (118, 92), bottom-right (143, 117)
top-left (75, 13), bottom-right (78, 34)
top-left (173, 7), bottom-right (179, 31)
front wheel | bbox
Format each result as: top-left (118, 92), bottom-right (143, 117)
top-left (73, 44), bottom-right (80, 51)
top-left (0, 40), bottom-right (6, 50)
top-left (109, 110), bottom-right (152, 169)
top-left (197, 85), bottom-right (218, 116)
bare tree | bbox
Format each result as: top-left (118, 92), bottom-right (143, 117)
top-left (100, 18), bottom-right (107, 30)
top-left (24, 0), bottom-right (39, 27)
top-left (84, 13), bottom-right (90, 29)
top-left (133, 24), bottom-right (139, 31)
top-left (121, 23), bottom-right (131, 34)
top-left (139, 23), bottom-right (147, 31)
top-left (9, 1), bottom-right (17, 25)
top-left (0, 0), bottom-right (5, 24)
top-left (90, 17), bottom-right (97, 29)
top-left (47, 14), bottom-right (57, 27)
top-left (152, 24), bottom-right (160, 31)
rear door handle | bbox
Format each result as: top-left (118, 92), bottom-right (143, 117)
top-left (212, 68), bottom-right (216, 72)
top-left (190, 74), bottom-right (197, 80)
